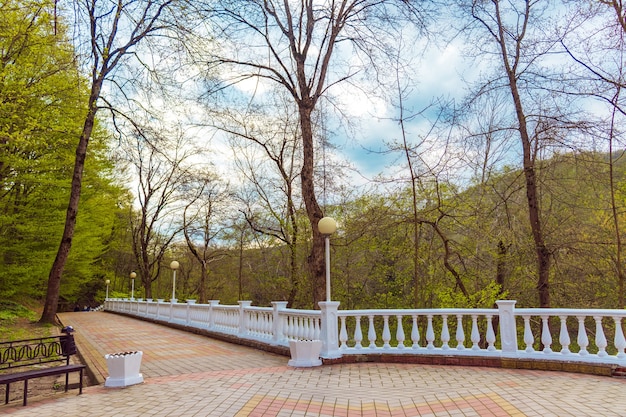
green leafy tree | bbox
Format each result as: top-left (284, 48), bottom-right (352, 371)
top-left (40, 0), bottom-right (174, 322)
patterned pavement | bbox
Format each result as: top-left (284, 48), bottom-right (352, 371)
top-left (1, 311), bottom-right (625, 416)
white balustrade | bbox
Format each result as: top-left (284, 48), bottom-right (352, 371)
top-left (103, 299), bottom-right (626, 366)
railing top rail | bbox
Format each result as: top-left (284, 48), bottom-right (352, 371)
top-left (515, 308), bottom-right (626, 317)
top-left (337, 308), bottom-right (497, 316)
top-left (212, 305), bottom-right (239, 311)
top-left (106, 299), bottom-right (626, 318)
top-left (245, 306), bottom-right (273, 312)
top-left (279, 309), bottom-right (321, 317)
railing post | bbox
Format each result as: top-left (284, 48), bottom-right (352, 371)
top-left (496, 300), bottom-right (518, 355)
top-left (271, 301), bottom-right (288, 344)
top-left (319, 301), bottom-right (341, 359)
top-left (238, 301), bottom-right (252, 336)
top-left (208, 300), bottom-right (220, 329)
top-left (186, 300), bottom-right (196, 325)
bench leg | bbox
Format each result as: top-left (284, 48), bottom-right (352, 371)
top-left (23, 379), bottom-right (28, 406)
top-left (79, 369), bottom-right (84, 394)
top-left (4, 383), bottom-right (8, 404)
top-left (65, 372), bottom-right (69, 392)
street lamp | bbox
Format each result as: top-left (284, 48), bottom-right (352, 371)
top-left (105, 279), bottom-right (110, 300)
top-left (130, 271), bottom-right (136, 300)
top-left (318, 217), bottom-right (337, 302)
top-left (170, 260), bottom-right (179, 303)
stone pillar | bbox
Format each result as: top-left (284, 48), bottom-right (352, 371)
top-left (272, 301), bottom-right (288, 344)
top-left (208, 300), bottom-right (220, 329)
top-left (496, 300), bottom-right (518, 355)
top-left (319, 301), bottom-right (341, 359)
top-left (238, 301), bottom-right (252, 336)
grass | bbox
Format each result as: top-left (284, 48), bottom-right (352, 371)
top-left (0, 300), bottom-right (56, 341)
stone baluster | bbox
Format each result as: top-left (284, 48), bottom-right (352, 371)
top-left (411, 315), bottom-right (420, 349)
top-left (486, 314), bottom-right (496, 351)
top-left (382, 315), bottom-right (391, 349)
top-left (297, 316), bottom-right (304, 339)
top-left (339, 316), bottom-right (348, 349)
top-left (441, 315), bottom-right (450, 350)
top-left (613, 317), bottom-right (626, 359)
top-left (523, 315), bottom-right (534, 352)
top-left (354, 316), bottom-right (363, 349)
top-left (283, 315), bottom-right (290, 341)
top-left (368, 315), bottom-right (377, 348)
top-left (456, 314), bottom-right (465, 350)
top-left (470, 315), bottom-right (480, 351)
top-left (314, 317), bottom-right (321, 340)
top-left (594, 316), bottom-right (608, 357)
top-left (285, 316), bottom-right (293, 339)
top-left (304, 316), bottom-right (311, 340)
top-left (263, 312), bottom-right (270, 336)
top-left (559, 316), bottom-right (570, 354)
top-left (396, 315), bottom-right (405, 349)
top-left (541, 315), bottom-right (552, 353)
top-left (426, 315), bottom-right (435, 349)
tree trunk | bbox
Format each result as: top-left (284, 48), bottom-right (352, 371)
top-left (299, 104), bottom-right (325, 308)
top-left (40, 84), bottom-right (101, 323)
top-left (199, 262), bottom-right (208, 303)
top-left (495, 2), bottom-right (551, 308)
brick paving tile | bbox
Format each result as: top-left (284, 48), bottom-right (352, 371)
top-left (1, 311), bottom-right (625, 416)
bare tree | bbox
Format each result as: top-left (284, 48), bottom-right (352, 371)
top-left (218, 90), bottom-right (304, 306)
top-left (41, 0), bottom-right (175, 322)
top-left (182, 172), bottom-right (229, 303)
top-left (452, 0), bottom-right (589, 307)
top-left (126, 126), bottom-right (196, 299)
top-left (194, 0), bottom-right (430, 306)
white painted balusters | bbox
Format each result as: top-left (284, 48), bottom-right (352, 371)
top-left (354, 316), bottom-right (363, 349)
top-left (440, 315), bottom-right (450, 350)
top-left (575, 316), bottom-right (588, 355)
top-left (396, 315), bottom-right (406, 349)
top-left (594, 316), bottom-right (608, 357)
top-left (426, 315), bottom-right (435, 350)
top-left (485, 315), bottom-right (496, 351)
top-left (411, 315), bottom-right (420, 349)
top-left (541, 315), bottom-right (553, 353)
top-left (559, 316), bottom-right (571, 354)
top-left (523, 315), bottom-right (534, 353)
top-left (470, 315), bottom-right (480, 351)
top-left (368, 315), bottom-right (377, 349)
top-left (339, 316), bottom-right (348, 349)
top-left (382, 315), bottom-right (391, 349)
top-left (456, 315), bottom-right (465, 350)
top-left (614, 317), bottom-right (626, 358)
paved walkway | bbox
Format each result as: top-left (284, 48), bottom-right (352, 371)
top-left (1, 311), bottom-right (625, 416)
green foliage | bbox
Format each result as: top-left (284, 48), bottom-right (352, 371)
top-left (437, 282), bottom-right (507, 309)
top-left (0, 301), bottom-right (53, 340)
top-left (0, 0), bottom-right (126, 306)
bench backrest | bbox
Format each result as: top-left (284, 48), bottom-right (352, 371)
top-left (0, 335), bottom-right (77, 371)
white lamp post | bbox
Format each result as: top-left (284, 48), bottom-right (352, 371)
top-left (170, 260), bottom-right (179, 303)
top-left (105, 279), bottom-right (110, 300)
top-left (130, 271), bottom-right (136, 300)
top-left (318, 217), bottom-right (337, 302)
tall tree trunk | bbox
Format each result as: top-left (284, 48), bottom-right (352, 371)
top-left (299, 104), bottom-right (325, 307)
top-left (608, 87), bottom-right (625, 308)
top-left (40, 84), bottom-right (102, 323)
top-left (494, 1), bottom-right (551, 308)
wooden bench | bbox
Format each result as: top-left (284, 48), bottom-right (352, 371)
top-left (0, 329), bottom-right (86, 406)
